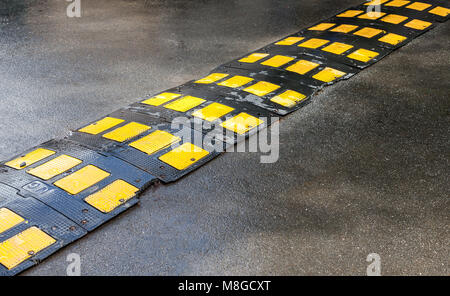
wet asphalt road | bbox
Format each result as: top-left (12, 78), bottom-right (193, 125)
top-left (0, 0), bottom-right (448, 275)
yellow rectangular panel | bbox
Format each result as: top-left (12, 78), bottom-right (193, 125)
top-left (159, 143), bottom-right (209, 171)
top-left (381, 14), bottom-right (408, 24)
top-left (428, 6), bottom-right (450, 17)
top-left (353, 27), bottom-right (384, 38)
top-left (364, 0), bottom-right (389, 5)
top-left (378, 33), bottom-right (407, 45)
top-left (239, 53), bottom-right (269, 63)
top-left (0, 227), bottom-right (56, 270)
top-left (313, 67), bottom-right (346, 82)
top-left (27, 155), bottom-right (82, 181)
top-left (337, 10), bottom-right (364, 17)
top-left (321, 42), bottom-right (354, 54)
top-left (358, 12), bottom-right (387, 20)
top-left (217, 76), bottom-right (254, 88)
top-left (347, 48), bottom-right (380, 62)
top-left (270, 90), bottom-right (306, 108)
top-left (286, 60), bottom-right (319, 75)
top-left (275, 36), bottom-right (305, 45)
top-left (191, 102), bottom-right (234, 122)
top-left (260, 55), bottom-right (294, 67)
top-left (5, 148), bottom-right (55, 170)
top-left (85, 180), bottom-right (139, 213)
top-left (102, 122), bottom-right (151, 142)
top-left (308, 23), bottom-right (335, 31)
top-left (129, 130), bottom-right (181, 155)
top-left (54, 165), bottom-right (110, 195)
top-left (195, 73), bottom-right (229, 84)
top-left (386, 0), bottom-right (410, 7)
top-left (0, 208), bottom-right (24, 234)
top-left (141, 92), bottom-right (181, 106)
top-left (406, 2), bottom-right (431, 11)
top-left (298, 38), bottom-right (330, 49)
top-left (163, 96), bottom-right (206, 112)
top-left (78, 117), bottom-right (124, 135)
top-left (220, 113), bottom-right (264, 135)
top-left (243, 81), bottom-right (280, 97)
top-left (404, 19), bottom-right (432, 30)
top-left (330, 24), bottom-right (358, 33)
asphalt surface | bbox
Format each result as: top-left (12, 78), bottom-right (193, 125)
top-left (0, 0), bottom-right (448, 275)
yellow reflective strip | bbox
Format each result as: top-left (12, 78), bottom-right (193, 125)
top-left (337, 10), bottom-right (364, 17)
top-left (195, 73), bottom-right (229, 84)
top-left (428, 6), bottom-right (450, 17)
top-left (308, 23), bottom-right (335, 31)
top-left (353, 27), bottom-right (384, 38)
top-left (270, 90), bottom-right (306, 108)
top-left (313, 67), bottom-right (346, 82)
top-left (385, 0), bottom-right (410, 7)
top-left (298, 38), bottom-right (330, 49)
top-left (163, 96), bottom-right (206, 112)
top-left (54, 165), bottom-right (110, 195)
top-left (243, 81), bottom-right (280, 96)
top-left (286, 60), bottom-right (319, 75)
top-left (220, 113), bottom-right (264, 135)
top-left (191, 102), bottom-right (234, 122)
top-left (0, 208), bottom-right (24, 234)
top-left (261, 55), bottom-right (294, 67)
top-left (129, 130), bottom-right (181, 155)
top-left (78, 117), bottom-right (124, 135)
top-left (5, 148), bottom-right (55, 170)
top-left (102, 122), bottom-right (151, 142)
top-left (406, 2), bottom-right (431, 11)
top-left (159, 143), bottom-right (209, 171)
top-left (239, 53), bottom-right (269, 63)
top-left (330, 24), bottom-right (359, 33)
top-left (404, 19), bottom-right (432, 30)
top-left (217, 76), bottom-right (254, 88)
top-left (381, 14), bottom-right (409, 24)
top-left (27, 155), bottom-right (82, 181)
top-left (347, 48), bottom-right (380, 62)
top-left (321, 42), bottom-right (354, 54)
top-left (85, 180), bottom-right (138, 213)
top-left (378, 33), bottom-right (407, 45)
top-left (0, 227), bottom-right (56, 270)
top-left (275, 36), bottom-right (305, 45)
top-left (358, 12), bottom-right (387, 19)
top-left (141, 92), bottom-right (181, 106)
top-left (364, 0), bottom-right (389, 5)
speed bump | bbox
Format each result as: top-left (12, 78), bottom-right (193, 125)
top-left (0, 182), bottom-right (86, 276)
top-left (0, 140), bottom-right (156, 231)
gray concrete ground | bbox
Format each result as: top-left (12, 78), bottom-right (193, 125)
top-left (0, 0), bottom-right (448, 275)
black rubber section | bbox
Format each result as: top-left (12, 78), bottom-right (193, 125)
top-left (0, 182), bottom-right (87, 276)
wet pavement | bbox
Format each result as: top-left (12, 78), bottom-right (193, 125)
top-left (0, 0), bottom-right (448, 275)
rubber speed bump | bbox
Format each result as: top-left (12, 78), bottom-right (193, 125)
top-left (0, 182), bottom-right (86, 276)
top-left (0, 140), bottom-right (156, 231)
